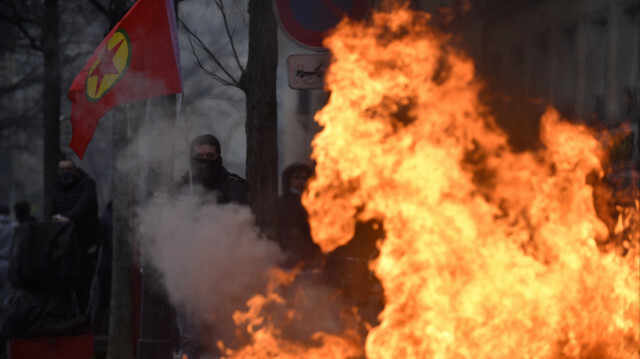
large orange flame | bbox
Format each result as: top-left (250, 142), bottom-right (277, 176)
top-left (301, 4), bottom-right (640, 359)
top-left (224, 4), bottom-right (638, 359)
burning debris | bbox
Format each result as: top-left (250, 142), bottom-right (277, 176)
top-left (143, 4), bottom-right (638, 359)
top-left (303, 4), bottom-right (638, 359)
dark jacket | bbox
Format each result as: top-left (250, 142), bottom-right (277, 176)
top-left (274, 191), bottom-right (321, 267)
top-left (174, 167), bottom-right (250, 205)
top-left (50, 168), bottom-right (99, 251)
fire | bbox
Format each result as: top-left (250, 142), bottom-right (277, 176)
top-left (224, 268), bottom-right (364, 358)
top-left (226, 4), bottom-right (639, 359)
top-left (304, 4), bottom-right (639, 359)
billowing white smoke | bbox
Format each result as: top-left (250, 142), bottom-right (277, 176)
top-left (118, 116), bottom-right (282, 347)
top-left (138, 193), bottom-right (282, 332)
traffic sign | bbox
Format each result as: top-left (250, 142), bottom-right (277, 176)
top-left (287, 53), bottom-right (332, 89)
top-left (274, 0), bottom-right (370, 50)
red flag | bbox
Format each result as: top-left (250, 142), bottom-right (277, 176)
top-left (68, 0), bottom-right (182, 159)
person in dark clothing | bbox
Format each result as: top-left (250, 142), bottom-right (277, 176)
top-left (174, 134), bottom-right (250, 359)
top-left (0, 209), bottom-right (85, 359)
top-left (13, 201), bottom-right (36, 224)
top-left (274, 163), bottom-right (322, 268)
top-left (49, 157), bottom-right (99, 316)
top-left (174, 134), bottom-right (250, 204)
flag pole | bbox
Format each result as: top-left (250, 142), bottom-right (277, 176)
top-left (178, 92), bottom-right (193, 197)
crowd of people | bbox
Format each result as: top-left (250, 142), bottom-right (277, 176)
top-left (0, 133), bottom-right (383, 359)
top-left (5, 128), bottom-right (634, 359)
top-left (0, 158), bottom-right (113, 358)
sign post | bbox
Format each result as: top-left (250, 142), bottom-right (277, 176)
top-left (275, 0), bottom-right (370, 89)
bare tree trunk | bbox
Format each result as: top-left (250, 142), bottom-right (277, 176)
top-left (42, 0), bottom-right (60, 215)
top-left (102, 2), bottom-right (137, 358)
top-left (107, 106), bottom-right (136, 359)
top-left (242, 0), bottom-right (279, 231)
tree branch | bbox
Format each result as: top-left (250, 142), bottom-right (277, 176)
top-left (0, 9), bottom-right (42, 51)
top-left (178, 17), bottom-right (241, 87)
top-left (87, 0), bottom-right (110, 18)
top-left (187, 35), bottom-right (236, 86)
top-left (0, 69), bottom-right (42, 95)
top-left (215, 0), bottom-right (245, 74)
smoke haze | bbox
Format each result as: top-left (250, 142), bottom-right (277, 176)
top-left (138, 193), bottom-right (282, 324)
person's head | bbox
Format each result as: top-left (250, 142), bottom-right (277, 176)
top-left (0, 204), bottom-right (9, 217)
top-left (190, 134), bottom-right (221, 159)
top-left (13, 201), bottom-right (31, 223)
top-left (58, 157), bottom-right (77, 184)
top-left (282, 163), bottom-right (313, 195)
top-left (189, 134), bottom-right (224, 185)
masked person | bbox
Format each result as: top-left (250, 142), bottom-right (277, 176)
top-left (173, 134), bottom-right (250, 359)
top-left (49, 157), bottom-right (99, 316)
top-left (175, 134), bottom-right (250, 204)
top-left (274, 163), bottom-right (322, 268)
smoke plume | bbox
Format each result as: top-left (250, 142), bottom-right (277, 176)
top-left (138, 193), bottom-right (282, 333)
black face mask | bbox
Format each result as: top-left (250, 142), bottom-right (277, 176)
top-left (59, 171), bottom-right (73, 184)
top-left (191, 157), bottom-right (223, 186)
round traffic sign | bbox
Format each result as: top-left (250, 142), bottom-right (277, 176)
top-left (275, 0), bottom-right (370, 50)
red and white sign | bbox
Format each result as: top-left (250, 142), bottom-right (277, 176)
top-left (274, 0), bottom-right (370, 50)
